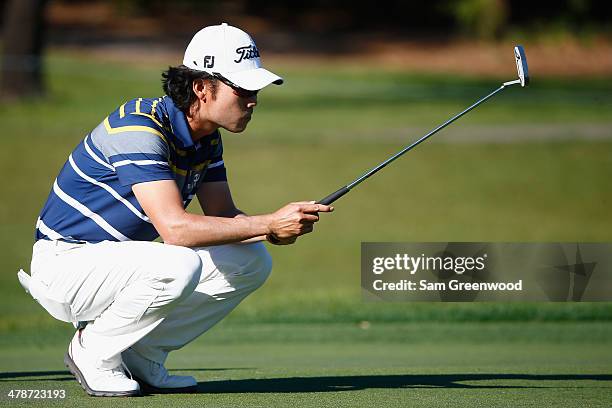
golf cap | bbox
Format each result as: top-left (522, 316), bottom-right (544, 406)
top-left (183, 23), bottom-right (283, 91)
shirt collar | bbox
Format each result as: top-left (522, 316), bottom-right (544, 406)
top-left (161, 96), bottom-right (194, 149)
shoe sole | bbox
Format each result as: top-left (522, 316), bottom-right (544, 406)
top-left (133, 375), bottom-right (197, 394)
top-left (64, 352), bottom-right (141, 397)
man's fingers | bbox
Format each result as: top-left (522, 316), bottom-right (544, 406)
top-left (300, 214), bottom-right (319, 223)
top-left (270, 201), bottom-right (333, 239)
top-left (287, 201), bottom-right (334, 213)
top-left (301, 203), bottom-right (334, 213)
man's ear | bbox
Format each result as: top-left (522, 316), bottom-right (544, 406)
top-left (192, 79), bottom-right (207, 102)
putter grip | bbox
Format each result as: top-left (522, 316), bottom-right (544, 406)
top-left (317, 186), bottom-right (350, 205)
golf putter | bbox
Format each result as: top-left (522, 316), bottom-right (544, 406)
top-left (317, 45), bottom-right (530, 206)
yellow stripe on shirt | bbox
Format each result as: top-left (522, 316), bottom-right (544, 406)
top-left (168, 161), bottom-right (188, 176)
top-left (104, 117), bottom-right (187, 157)
top-left (130, 112), bottom-right (165, 129)
top-left (104, 117), bottom-right (165, 138)
top-left (151, 100), bottom-right (159, 116)
top-left (192, 160), bottom-right (210, 172)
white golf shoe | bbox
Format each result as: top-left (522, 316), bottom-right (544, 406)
top-left (64, 329), bottom-right (141, 397)
top-left (122, 348), bottom-right (197, 393)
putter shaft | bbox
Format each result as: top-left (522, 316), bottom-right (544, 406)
top-left (317, 82), bottom-right (514, 206)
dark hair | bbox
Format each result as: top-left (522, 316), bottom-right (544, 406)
top-left (161, 65), bottom-right (217, 112)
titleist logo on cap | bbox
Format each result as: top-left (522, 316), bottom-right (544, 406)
top-left (234, 45), bottom-right (260, 63)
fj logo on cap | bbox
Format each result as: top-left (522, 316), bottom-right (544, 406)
top-left (193, 56), bottom-right (215, 68)
top-left (234, 45), bottom-right (260, 63)
top-left (203, 56), bottom-right (215, 68)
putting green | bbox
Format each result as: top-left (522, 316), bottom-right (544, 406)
top-left (1, 322), bottom-right (610, 407)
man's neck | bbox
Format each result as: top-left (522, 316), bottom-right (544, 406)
top-left (186, 113), bottom-right (218, 142)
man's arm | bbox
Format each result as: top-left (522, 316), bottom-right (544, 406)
top-left (196, 181), bottom-right (298, 245)
top-left (196, 180), bottom-right (243, 218)
top-left (196, 180), bottom-right (266, 243)
top-left (133, 180), bottom-right (331, 247)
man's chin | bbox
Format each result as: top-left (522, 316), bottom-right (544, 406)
top-left (229, 126), bottom-right (246, 133)
top-left (224, 122), bottom-right (249, 133)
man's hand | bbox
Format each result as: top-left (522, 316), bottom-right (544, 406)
top-left (134, 180), bottom-right (334, 247)
top-left (266, 201), bottom-right (333, 241)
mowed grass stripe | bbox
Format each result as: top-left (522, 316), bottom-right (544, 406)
top-left (0, 322), bottom-right (610, 407)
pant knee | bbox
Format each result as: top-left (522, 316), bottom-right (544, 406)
top-left (244, 243), bottom-right (273, 289)
top-left (160, 248), bottom-right (202, 300)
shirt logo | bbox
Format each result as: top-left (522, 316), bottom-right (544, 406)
top-left (234, 45), bottom-right (260, 63)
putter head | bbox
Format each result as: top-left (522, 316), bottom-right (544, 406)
top-left (514, 45), bottom-right (529, 87)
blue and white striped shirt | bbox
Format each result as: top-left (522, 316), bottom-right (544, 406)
top-left (36, 96), bottom-right (227, 243)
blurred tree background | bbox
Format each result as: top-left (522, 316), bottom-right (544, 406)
top-left (106, 0), bottom-right (611, 37)
top-left (0, 0), bottom-right (47, 98)
top-left (1, 0), bottom-right (611, 98)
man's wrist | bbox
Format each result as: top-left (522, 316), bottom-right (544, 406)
top-left (250, 214), bottom-right (273, 236)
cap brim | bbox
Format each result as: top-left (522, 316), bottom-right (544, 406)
top-left (223, 68), bottom-right (283, 91)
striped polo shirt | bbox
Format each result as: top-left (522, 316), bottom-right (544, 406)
top-left (35, 96), bottom-right (227, 243)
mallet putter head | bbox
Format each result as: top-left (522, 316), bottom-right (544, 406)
top-left (514, 45), bottom-right (529, 87)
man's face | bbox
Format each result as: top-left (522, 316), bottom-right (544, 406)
top-left (204, 80), bottom-right (258, 133)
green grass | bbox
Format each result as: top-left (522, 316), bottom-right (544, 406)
top-left (0, 322), bottom-right (611, 407)
top-left (1, 52), bottom-right (612, 328)
top-left (0, 52), bottom-right (611, 405)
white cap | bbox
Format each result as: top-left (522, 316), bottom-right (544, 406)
top-left (183, 23), bottom-right (283, 91)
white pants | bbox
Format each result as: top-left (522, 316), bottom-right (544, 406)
top-left (28, 239), bottom-right (272, 368)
